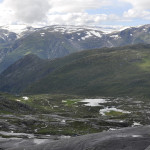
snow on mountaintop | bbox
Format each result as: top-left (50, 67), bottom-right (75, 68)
top-left (0, 24), bottom-right (130, 38)
top-left (43, 25), bottom-right (128, 34)
top-left (1, 25), bottom-right (38, 37)
top-left (1, 25), bottom-right (30, 34)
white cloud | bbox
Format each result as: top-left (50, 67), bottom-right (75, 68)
top-left (0, 0), bottom-right (115, 25)
top-left (3, 0), bottom-right (50, 23)
top-left (49, 0), bottom-right (111, 13)
top-left (0, 4), bottom-right (15, 25)
top-left (0, 0), bottom-right (116, 26)
top-left (0, 0), bottom-right (149, 26)
top-left (121, 0), bottom-right (150, 10)
top-left (123, 9), bottom-right (150, 19)
top-left (46, 13), bottom-right (120, 26)
top-left (121, 0), bottom-right (150, 19)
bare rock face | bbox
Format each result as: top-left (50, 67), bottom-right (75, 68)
top-left (1, 126), bottom-right (150, 150)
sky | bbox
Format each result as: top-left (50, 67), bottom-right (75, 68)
top-left (0, 0), bottom-right (150, 27)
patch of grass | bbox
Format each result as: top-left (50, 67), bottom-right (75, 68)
top-left (105, 111), bottom-right (125, 116)
top-left (0, 134), bottom-right (16, 138)
top-left (62, 99), bottom-right (81, 106)
top-left (36, 121), bottom-right (104, 136)
top-left (24, 51), bottom-right (31, 55)
top-left (139, 57), bottom-right (150, 71)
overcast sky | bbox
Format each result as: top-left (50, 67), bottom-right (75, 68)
top-left (0, 0), bottom-right (150, 27)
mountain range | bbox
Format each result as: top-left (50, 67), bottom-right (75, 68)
top-left (1, 24), bottom-right (150, 73)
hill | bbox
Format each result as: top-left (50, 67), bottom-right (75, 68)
top-left (0, 54), bottom-right (48, 93)
top-left (1, 44), bottom-right (150, 97)
top-left (25, 44), bottom-right (150, 97)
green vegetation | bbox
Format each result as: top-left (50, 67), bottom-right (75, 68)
top-left (0, 93), bottom-right (33, 114)
top-left (62, 99), bottom-right (81, 106)
top-left (2, 44), bottom-right (150, 98)
top-left (23, 44), bottom-right (150, 98)
top-left (105, 111), bottom-right (125, 116)
top-left (139, 57), bottom-right (150, 71)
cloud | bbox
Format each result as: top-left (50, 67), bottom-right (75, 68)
top-left (46, 13), bottom-right (120, 26)
top-left (0, 0), bottom-right (116, 25)
top-left (3, 0), bottom-right (50, 23)
top-left (1, 0), bottom-right (112, 24)
top-left (1, 0), bottom-right (149, 26)
top-left (123, 9), bottom-right (150, 19)
top-left (121, 0), bottom-right (150, 10)
top-left (49, 0), bottom-right (111, 13)
top-left (121, 0), bottom-right (150, 19)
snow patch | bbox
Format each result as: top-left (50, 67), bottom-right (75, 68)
top-left (61, 120), bottom-right (66, 123)
top-left (80, 99), bottom-right (107, 107)
top-left (90, 31), bottom-right (102, 37)
top-left (40, 33), bottom-right (45, 37)
top-left (54, 29), bottom-right (59, 32)
top-left (132, 135), bottom-right (142, 138)
top-left (81, 37), bottom-right (86, 40)
top-left (109, 128), bottom-right (116, 131)
top-left (110, 35), bottom-right (120, 39)
top-left (60, 135), bottom-right (71, 139)
top-left (54, 105), bottom-right (59, 108)
top-left (16, 99), bottom-right (21, 102)
top-left (3, 33), bottom-right (9, 37)
top-left (22, 96), bottom-right (29, 100)
top-left (132, 122), bottom-right (141, 127)
top-left (81, 32), bottom-right (92, 40)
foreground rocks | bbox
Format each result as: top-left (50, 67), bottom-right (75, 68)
top-left (1, 126), bottom-right (150, 150)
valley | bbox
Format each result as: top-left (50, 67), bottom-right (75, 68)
top-left (1, 25), bottom-right (150, 149)
top-left (1, 0), bottom-right (150, 148)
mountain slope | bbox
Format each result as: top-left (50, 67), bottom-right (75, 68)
top-left (24, 44), bottom-right (150, 97)
top-left (0, 52), bottom-right (91, 93)
top-left (1, 44), bottom-right (150, 97)
top-left (0, 54), bottom-right (50, 93)
top-left (0, 93), bottom-right (33, 113)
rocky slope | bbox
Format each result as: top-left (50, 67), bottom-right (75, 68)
top-left (1, 126), bottom-right (150, 150)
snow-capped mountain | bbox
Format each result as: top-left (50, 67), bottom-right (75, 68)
top-left (0, 24), bottom-right (129, 45)
top-left (0, 24), bottom-right (127, 34)
top-left (1, 25), bottom-right (40, 38)
top-left (0, 24), bottom-right (150, 73)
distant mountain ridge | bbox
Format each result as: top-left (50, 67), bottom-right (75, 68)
top-left (1, 24), bottom-right (150, 72)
